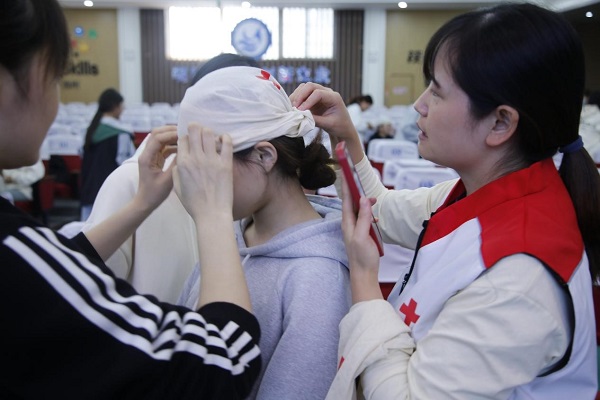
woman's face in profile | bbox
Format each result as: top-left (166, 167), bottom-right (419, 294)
top-left (413, 50), bottom-right (488, 173)
top-left (1, 53), bottom-right (60, 169)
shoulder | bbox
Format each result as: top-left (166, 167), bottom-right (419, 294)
top-left (101, 116), bottom-right (133, 133)
top-left (346, 103), bottom-right (361, 117)
top-left (105, 161), bottom-right (139, 184)
top-left (1, 220), bottom-right (96, 269)
top-left (277, 259), bottom-right (351, 311)
top-left (0, 200), bottom-right (36, 241)
top-left (473, 254), bottom-right (566, 304)
top-left (282, 257), bottom-right (349, 286)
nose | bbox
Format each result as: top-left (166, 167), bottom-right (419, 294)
top-left (413, 90), bottom-right (428, 117)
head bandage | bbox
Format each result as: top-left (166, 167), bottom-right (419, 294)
top-left (177, 66), bottom-right (315, 152)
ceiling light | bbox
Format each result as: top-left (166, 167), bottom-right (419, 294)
top-left (398, 2), bottom-right (408, 8)
top-left (585, 11), bottom-right (593, 17)
top-left (241, 1), bottom-right (251, 8)
top-left (83, 0), bottom-right (93, 6)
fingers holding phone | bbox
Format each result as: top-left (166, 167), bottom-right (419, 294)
top-left (335, 141), bottom-right (384, 256)
top-left (340, 172), bottom-right (385, 303)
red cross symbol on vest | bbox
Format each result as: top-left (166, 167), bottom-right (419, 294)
top-left (399, 298), bottom-right (420, 326)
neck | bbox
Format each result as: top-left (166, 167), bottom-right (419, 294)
top-left (456, 145), bottom-right (526, 195)
top-left (243, 182), bottom-right (321, 247)
top-left (460, 159), bottom-right (526, 195)
top-left (103, 111), bottom-right (119, 119)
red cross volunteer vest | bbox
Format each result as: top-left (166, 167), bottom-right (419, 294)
top-left (387, 158), bottom-right (597, 399)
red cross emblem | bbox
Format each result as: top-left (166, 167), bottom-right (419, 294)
top-left (256, 70), bottom-right (281, 90)
top-left (399, 298), bottom-right (420, 326)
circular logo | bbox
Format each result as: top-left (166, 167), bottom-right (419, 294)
top-left (231, 18), bottom-right (272, 60)
top-left (74, 26), bottom-right (85, 37)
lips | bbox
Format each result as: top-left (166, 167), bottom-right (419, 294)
top-left (416, 122), bottom-right (427, 137)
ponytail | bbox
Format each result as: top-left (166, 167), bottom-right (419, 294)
top-left (84, 111), bottom-right (103, 150)
top-left (297, 135), bottom-right (336, 191)
top-left (84, 88), bottom-right (124, 150)
top-left (559, 147), bottom-right (600, 282)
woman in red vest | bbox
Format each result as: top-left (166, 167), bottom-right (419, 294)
top-left (292, 3), bottom-right (598, 399)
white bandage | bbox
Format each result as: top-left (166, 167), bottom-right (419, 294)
top-left (177, 66), bottom-right (315, 152)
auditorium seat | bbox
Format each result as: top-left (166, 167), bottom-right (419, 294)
top-left (367, 139), bottom-right (419, 175)
top-left (14, 175), bottom-right (56, 224)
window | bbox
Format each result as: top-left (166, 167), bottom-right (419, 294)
top-left (167, 7), bottom-right (223, 61)
top-left (282, 8), bottom-right (334, 59)
top-left (166, 6), bottom-right (334, 61)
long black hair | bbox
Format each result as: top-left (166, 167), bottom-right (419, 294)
top-left (84, 88), bottom-right (124, 150)
top-left (234, 133), bottom-right (336, 191)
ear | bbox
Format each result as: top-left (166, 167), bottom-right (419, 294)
top-left (254, 141), bottom-right (277, 173)
top-left (485, 105), bottom-right (519, 148)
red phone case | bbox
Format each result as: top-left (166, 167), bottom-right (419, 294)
top-left (335, 141), bottom-right (384, 256)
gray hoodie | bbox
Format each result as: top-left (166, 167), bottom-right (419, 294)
top-left (178, 195), bottom-right (351, 399)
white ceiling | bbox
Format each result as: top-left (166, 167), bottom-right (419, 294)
top-left (58, 0), bottom-right (599, 12)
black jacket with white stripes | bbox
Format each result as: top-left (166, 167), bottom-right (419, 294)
top-left (0, 197), bottom-right (261, 399)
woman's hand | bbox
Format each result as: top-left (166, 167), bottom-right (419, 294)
top-left (173, 123), bottom-right (234, 224)
top-left (290, 83), bottom-right (359, 144)
top-left (340, 175), bottom-right (384, 303)
top-left (135, 125), bottom-right (178, 212)
top-left (85, 126), bottom-right (177, 261)
top-left (290, 82), bottom-right (365, 163)
top-left (174, 124), bottom-right (252, 312)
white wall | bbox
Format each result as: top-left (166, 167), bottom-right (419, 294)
top-left (117, 8), bottom-right (143, 105)
top-left (362, 9), bottom-right (387, 108)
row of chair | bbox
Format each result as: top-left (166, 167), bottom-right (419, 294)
top-left (367, 138), bottom-right (459, 189)
top-left (50, 102), bottom-right (181, 143)
top-left (13, 154), bottom-right (81, 224)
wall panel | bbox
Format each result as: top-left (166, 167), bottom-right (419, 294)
top-left (384, 9), bottom-right (464, 106)
top-left (62, 9), bottom-right (120, 103)
top-left (333, 10), bottom-right (364, 103)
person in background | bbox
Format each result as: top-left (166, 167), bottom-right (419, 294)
top-left (0, 1), bottom-right (261, 397)
top-left (177, 66), bottom-right (351, 400)
top-left (346, 94), bottom-right (374, 144)
top-left (0, 159), bottom-right (45, 202)
top-left (80, 88), bottom-right (135, 221)
top-left (366, 117), bottom-right (396, 148)
top-left (82, 53), bottom-right (259, 303)
top-left (291, 3), bottom-right (598, 399)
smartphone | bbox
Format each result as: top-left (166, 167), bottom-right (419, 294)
top-left (335, 141), bottom-right (384, 256)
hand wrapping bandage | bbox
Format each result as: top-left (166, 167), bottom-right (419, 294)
top-left (177, 66), bottom-right (315, 152)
